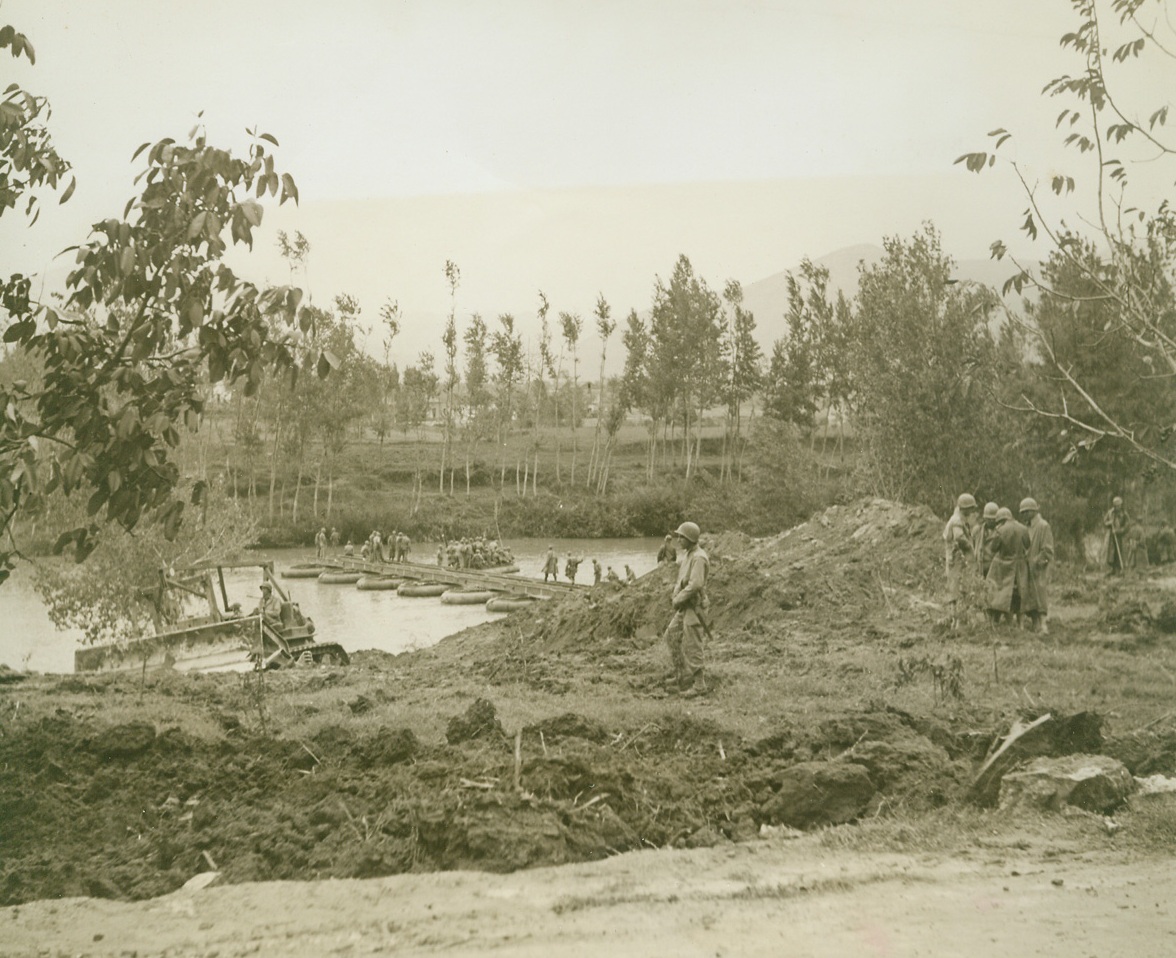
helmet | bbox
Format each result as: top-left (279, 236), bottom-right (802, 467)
top-left (673, 521), bottom-right (700, 544)
top-left (260, 582), bottom-right (272, 591)
top-left (665, 534), bottom-right (673, 541)
top-left (956, 493), bottom-right (977, 510)
top-left (983, 502), bottom-right (999, 519)
top-left (1113, 496), bottom-right (1123, 507)
top-left (1019, 497), bottom-right (1039, 514)
top-left (995, 507), bottom-right (1013, 522)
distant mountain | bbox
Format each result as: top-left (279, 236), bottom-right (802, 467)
top-left (741, 244), bottom-right (1017, 348)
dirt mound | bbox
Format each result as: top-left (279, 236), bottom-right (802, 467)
top-left (716, 498), bottom-right (943, 624)
top-left (508, 499), bottom-right (946, 655)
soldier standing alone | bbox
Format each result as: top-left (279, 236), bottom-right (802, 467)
top-left (663, 521), bottom-right (710, 698)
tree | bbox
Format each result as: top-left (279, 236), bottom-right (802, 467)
top-left (0, 25), bottom-right (74, 225)
top-left (558, 310), bottom-right (583, 483)
top-left (619, 308), bottom-right (658, 479)
top-left (647, 255), bottom-right (724, 479)
top-left (848, 224), bottom-right (1004, 505)
top-left (956, 0), bottom-right (1176, 473)
top-left (276, 230), bottom-right (310, 287)
top-left (461, 314), bottom-right (492, 495)
top-left (399, 353), bottom-right (438, 514)
top-left (1, 24), bottom-right (315, 586)
top-left (34, 475), bottom-right (256, 646)
top-left (374, 298), bottom-right (401, 446)
top-left (531, 290), bottom-right (554, 494)
top-left (489, 314), bottom-right (524, 492)
top-left (587, 294), bottom-right (616, 489)
top-left (719, 280), bottom-right (763, 482)
top-left (440, 260), bottom-right (460, 494)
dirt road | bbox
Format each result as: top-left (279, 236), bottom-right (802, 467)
top-left (4, 835), bottom-right (1173, 958)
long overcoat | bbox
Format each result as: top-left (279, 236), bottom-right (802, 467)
top-left (985, 519), bottom-right (1029, 613)
top-left (1023, 515), bottom-right (1054, 614)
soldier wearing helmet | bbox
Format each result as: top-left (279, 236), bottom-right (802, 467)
top-left (984, 506), bottom-right (1029, 626)
top-left (977, 502), bottom-right (1001, 578)
top-left (1102, 495), bottom-right (1130, 575)
top-left (1019, 497), bottom-right (1053, 634)
top-left (943, 493), bottom-right (979, 628)
top-left (656, 533), bottom-right (677, 565)
top-left (664, 520), bottom-right (710, 697)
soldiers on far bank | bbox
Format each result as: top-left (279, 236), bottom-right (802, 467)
top-left (315, 527), bottom-right (327, 559)
top-left (656, 535), bottom-right (677, 565)
top-left (1103, 496), bottom-right (1130, 575)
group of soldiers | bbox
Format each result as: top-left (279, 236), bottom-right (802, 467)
top-left (317, 527), bottom-right (413, 563)
top-left (540, 547), bottom-right (637, 586)
top-left (438, 536), bottom-right (514, 571)
top-left (944, 494), bottom-right (1054, 633)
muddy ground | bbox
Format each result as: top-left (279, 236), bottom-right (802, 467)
top-left (3, 498), bottom-right (1176, 940)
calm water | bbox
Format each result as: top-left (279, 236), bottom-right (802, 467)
top-left (1, 538), bottom-right (663, 674)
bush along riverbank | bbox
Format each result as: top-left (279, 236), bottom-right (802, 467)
top-left (249, 473), bottom-right (835, 549)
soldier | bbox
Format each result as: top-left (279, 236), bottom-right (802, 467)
top-left (943, 493), bottom-right (979, 629)
top-left (329, 527), bottom-right (340, 548)
top-left (663, 521), bottom-right (710, 698)
top-left (1020, 497), bottom-right (1054, 635)
top-left (985, 507), bottom-right (1028, 626)
top-left (542, 546), bottom-right (559, 583)
top-left (977, 502), bottom-right (1000, 578)
top-left (592, 558), bottom-right (602, 585)
top-left (1103, 496), bottom-right (1130, 574)
top-left (605, 565), bottom-right (621, 584)
top-left (625, 564), bottom-right (637, 585)
top-left (565, 553), bottom-right (583, 583)
top-left (656, 534), bottom-right (677, 565)
top-left (255, 581), bottom-right (284, 630)
top-left (314, 527), bottom-right (327, 559)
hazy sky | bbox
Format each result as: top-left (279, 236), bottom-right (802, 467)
top-left (2, 0), bottom-right (1152, 358)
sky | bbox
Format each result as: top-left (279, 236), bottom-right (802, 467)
top-left (2, 0), bottom-right (1164, 361)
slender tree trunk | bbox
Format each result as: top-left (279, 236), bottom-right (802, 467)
top-left (292, 457), bottom-right (304, 524)
top-left (267, 396), bottom-right (284, 523)
top-left (313, 457), bottom-right (322, 517)
top-left (326, 461), bottom-right (334, 521)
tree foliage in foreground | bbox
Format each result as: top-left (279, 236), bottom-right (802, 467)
top-left (957, 0), bottom-right (1176, 474)
top-left (0, 22), bottom-right (320, 585)
top-left (34, 477), bottom-right (257, 646)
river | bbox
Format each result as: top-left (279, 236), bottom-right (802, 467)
top-left (0, 537), bottom-right (665, 674)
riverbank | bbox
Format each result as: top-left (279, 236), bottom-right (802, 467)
top-left (3, 498), bottom-right (1176, 951)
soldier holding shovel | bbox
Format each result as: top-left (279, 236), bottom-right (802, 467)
top-left (1103, 496), bottom-right (1129, 575)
